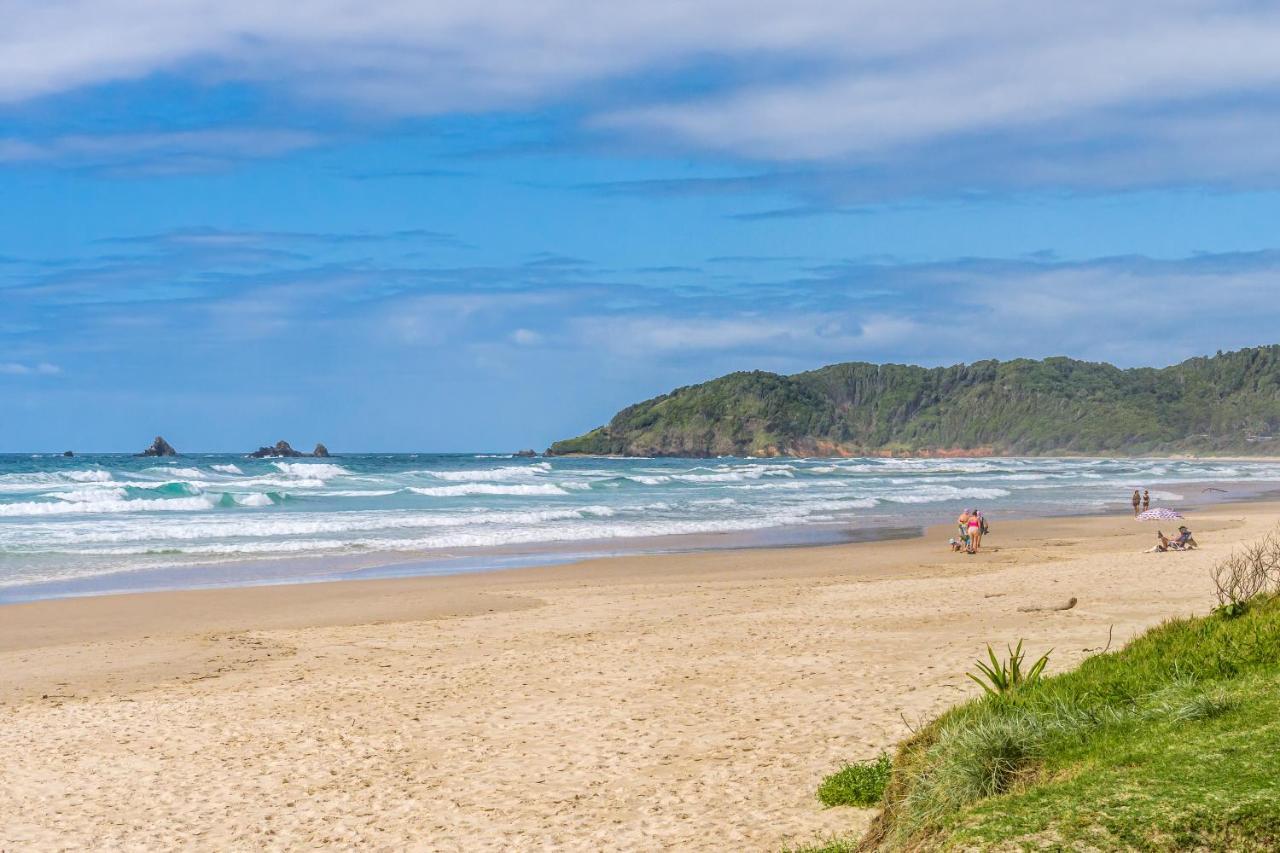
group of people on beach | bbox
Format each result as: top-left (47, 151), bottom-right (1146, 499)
top-left (950, 509), bottom-right (988, 554)
top-left (1130, 488), bottom-right (1199, 552)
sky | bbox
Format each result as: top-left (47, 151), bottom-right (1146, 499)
top-left (3, 1), bottom-right (1280, 451)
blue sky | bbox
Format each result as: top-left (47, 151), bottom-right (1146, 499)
top-left (4, 1), bottom-right (1280, 451)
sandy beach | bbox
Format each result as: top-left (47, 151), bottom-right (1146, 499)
top-left (2, 501), bottom-right (1275, 851)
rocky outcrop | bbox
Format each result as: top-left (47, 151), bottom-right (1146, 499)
top-left (248, 440), bottom-right (305, 459)
top-left (514, 449), bottom-right (538, 457)
top-left (138, 436), bottom-right (178, 457)
top-left (248, 440), bottom-right (332, 459)
top-left (63, 450), bottom-right (74, 457)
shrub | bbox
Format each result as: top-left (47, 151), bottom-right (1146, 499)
top-left (1213, 525), bottom-right (1280, 614)
top-left (817, 753), bottom-right (893, 807)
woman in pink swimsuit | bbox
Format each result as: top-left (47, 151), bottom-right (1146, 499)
top-left (968, 510), bottom-right (982, 553)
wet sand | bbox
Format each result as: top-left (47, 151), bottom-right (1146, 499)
top-left (2, 502), bottom-right (1274, 850)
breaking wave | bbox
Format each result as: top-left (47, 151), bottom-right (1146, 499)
top-left (408, 483), bottom-right (569, 497)
top-left (2, 452), bottom-right (1278, 594)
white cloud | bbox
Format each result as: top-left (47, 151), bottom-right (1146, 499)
top-left (4, 1), bottom-right (1280, 183)
top-left (598, 12), bottom-right (1280, 160)
top-left (511, 328), bottom-right (544, 346)
top-left (570, 311), bottom-right (916, 355)
top-left (382, 292), bottom-right (568, 346)
top-left (0, 361), bottom-right (61, 375)
top-left (0, 129), bottom-right (321, 172)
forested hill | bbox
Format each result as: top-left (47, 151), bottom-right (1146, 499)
top-left (547, 346), bottom-right (1280, 457)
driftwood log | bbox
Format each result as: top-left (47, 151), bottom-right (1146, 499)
top-left (1017, 596), bottom-right (1078, 613)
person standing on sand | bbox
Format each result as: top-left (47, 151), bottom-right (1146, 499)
top-left (1142, 489), bottom-right (1150, 512)
top-left (957, 509), bottom-right (971, 551)
top-left (1132, 489), bottom-right (1141, 515)
top-left (968, 510), bottom-right (983, 554)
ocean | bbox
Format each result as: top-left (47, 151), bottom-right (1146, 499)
top-left (2, 453), bottom-right (1278, 601)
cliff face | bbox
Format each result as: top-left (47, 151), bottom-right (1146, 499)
top-left (547, 346), bottom-right (1280, 458)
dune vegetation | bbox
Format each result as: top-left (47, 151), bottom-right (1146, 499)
top-left (803, 528), bottom-right (1280, 852)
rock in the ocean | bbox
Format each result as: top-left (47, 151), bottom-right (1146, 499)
top-left (312, 443), bottom-right (330, 458)
top-left (63, 450), bottom-right (74, 457)
top-left (248, 440), bottom-right (305, 459)
top-left (514, 449), bottom-right (538, 457)
top-left (138, 436), bottom-right (178, 457)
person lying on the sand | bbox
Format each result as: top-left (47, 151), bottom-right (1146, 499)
top-left (1150, 526), bottom-right (1197, 552)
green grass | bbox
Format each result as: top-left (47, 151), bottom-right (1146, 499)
top-left (817, 754), bottom-right (893, 807)
top-left (784, 840), bottom-right (859, 853)
top-left (811, 594), bottom-right (1280, 851)
top-left (946, 674), bottom-right (1280, 850)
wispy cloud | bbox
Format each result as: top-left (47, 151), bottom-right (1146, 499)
top-left (0, 361), bottom-right (61, 376)
top-left (0, 129), bottom-right (322, 174)
top-left (98, 227), bottom-right (463, 250)
top-left (4, 3), bottom-right (1280, 193)
top-left (5, 221), bottom-right (1278, 449)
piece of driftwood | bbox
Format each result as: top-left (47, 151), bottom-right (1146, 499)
top-left (1017, 596), bottom-right (1078, 612)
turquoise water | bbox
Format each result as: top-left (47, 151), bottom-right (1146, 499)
top-left (2, 453), bottom-right (1278, 600)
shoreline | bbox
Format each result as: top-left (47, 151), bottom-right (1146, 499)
top-left (3, 499), bottom-right (1276, 849)
top-left (3, 473), bottom-right (1274, 606)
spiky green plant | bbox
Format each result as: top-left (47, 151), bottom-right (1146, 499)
top-left (968, 640), bottom-right (1051, 696)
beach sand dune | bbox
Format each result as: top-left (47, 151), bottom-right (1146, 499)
top-left (1, 504), bottom-right (1272, 851)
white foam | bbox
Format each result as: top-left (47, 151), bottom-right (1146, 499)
top-left (884, 486), bottom-right (1011, 504)
top-left (35, 510), bottom-right (807, 560)
top-left (66, 469), bottom-right (115, 483)
top-left (408, 483), bottom-right (569, 497)
top-left (201, 476), bottom-right (327, 490)
top-left (0, 495), bottom-right (216, 516)
top-left (626, 475), bottom-right (671, 485)
top-left (55, 487), bottom-right (129, 503)
top-left (0, 470), bottom-right (114, 491)
top-left (668, 463), bottom-right (793, 482)
top-left (9, 507), bottom-right (621, 546)
top-left (820, 497), bottom-right (879, 509)
top-left (123, 480), bottom-right (199, 491)
top-left (147, 466), bottom-right (202, 479)
top-left (674, 472), bottom-right (749, 482)
top-left (429, 463), bottom-right (552, 482)
top-left (271, 462), bottom-right (350, 479)
top-left (8, 455), bottom-right (1280, 588)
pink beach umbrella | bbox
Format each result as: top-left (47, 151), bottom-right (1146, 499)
top-left (1136, 507), bottom-right (1184, 521)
